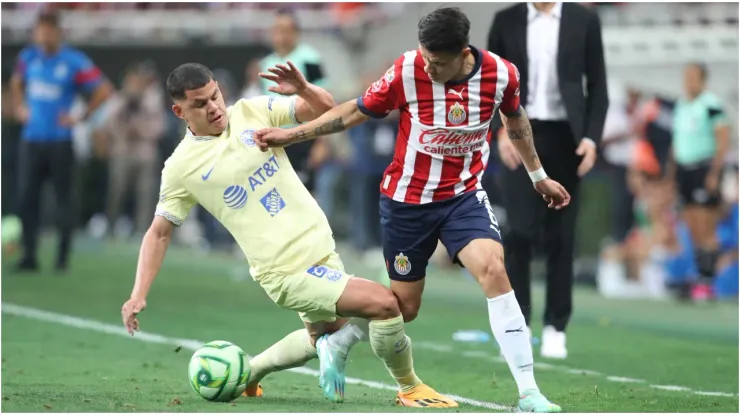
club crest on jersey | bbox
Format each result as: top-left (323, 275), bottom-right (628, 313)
top-left (384, 66), bottom-right (395, 83)
top-left (447, 102), bottom-right (466, 125)
top-left (394, 253), bottom-right (411, 276)
top-left (240, 129), bottom-right (256, 147)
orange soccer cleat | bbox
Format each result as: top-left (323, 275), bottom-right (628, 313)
top-left (242, 383), bottom-right (263, 398)
top-left (395, 384), bottom-right (458, 408)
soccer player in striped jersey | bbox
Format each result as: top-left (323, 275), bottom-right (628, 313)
top-left (255, 7), bottom-right (566, 413)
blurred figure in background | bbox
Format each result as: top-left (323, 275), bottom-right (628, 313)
top-left (348, 73), bottom-right (396, 266)
top-left (260, 8), bottom-right (336, 213)
top-left (670, 62), bottom-right (731, 301)
top-left (241, 58), bottom-right (263, 100)
top-left (600, 82), bottom-right (639, 250)
top-left (103, 62), bottom-right (165, 237)
top-left (10, 11), bottom-right (112, 272)
top-left (488, 2), bottom-right (608, 359)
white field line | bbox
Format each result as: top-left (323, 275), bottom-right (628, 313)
top-left (1, 303), bottom-right (512, 411)
top-left (412, 341), bottom-right (736, 398)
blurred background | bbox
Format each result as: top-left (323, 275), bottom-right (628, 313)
top-left (1, 1), bottom-right (738, 303)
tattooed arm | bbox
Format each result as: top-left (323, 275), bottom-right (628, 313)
top-left (257, 100), bottom-right (370, 149)
top-left (499, 106), bottom-right (543, 173)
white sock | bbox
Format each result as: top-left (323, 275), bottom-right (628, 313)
top-left (327, 318), bottom-right (369, 357)
top-left (487, 291), bottom-right (539, 395)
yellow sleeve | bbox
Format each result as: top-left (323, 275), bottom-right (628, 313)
top-left (240, 96), bottom-right (299, 128)
top-left (155, 162), bottom-right (196, 226)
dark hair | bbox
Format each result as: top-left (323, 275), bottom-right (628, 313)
top-left (418, 7), bottom-right (470, 54)
top-left (275, 7), bottom-right (300, 32)
top-left (36, 11), bottom-right (60, 28)
top-left (166, 63), bottom-right (214, 101)
top-left (687, 61), bottom-right (708, 81)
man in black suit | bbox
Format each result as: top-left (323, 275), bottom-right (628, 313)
top-left (487, 2), bottom-right (608, 359)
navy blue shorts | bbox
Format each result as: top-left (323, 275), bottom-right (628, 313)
top-left (380, 190), bottom-right (503, 282)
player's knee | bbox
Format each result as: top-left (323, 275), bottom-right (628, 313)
top-left (370, 287), bottom-right (401, 320)
top-left (480, 257), bottom-right (510, 294)
top-left (399, 303), bottom-right (420, 323)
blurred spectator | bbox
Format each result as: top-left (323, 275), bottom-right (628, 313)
top-left (488, 2), bottom-right (608, 360)
top-left (103, 62), bottom-right (165, 237)
top-left (347, 73), bottom-right (397, 264)
top-left (600, 82), bottom-right (639, 248)
top-left (670, 62), bottom-right (731, 300)
top-left (11, 11), bottom-right (112, 272)
top-left (240, 59), bottom-right (263, 100)
top-left (260, 8), bottom-right (334, 207)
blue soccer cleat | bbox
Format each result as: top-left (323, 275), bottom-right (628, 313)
top-left (316, 334), bottom-right (347, 403)
top-left (518, 389), bottom-right (562, 413)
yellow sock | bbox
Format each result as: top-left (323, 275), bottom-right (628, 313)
top-left (368, 315), bottom-right (422, 393)
top-left (248, 329), bottom-right (317, 384)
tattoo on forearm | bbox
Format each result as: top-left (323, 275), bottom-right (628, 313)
top-left (290, 117), bottom-right (345, 142)
top-left (504, 108), bottom-right (540, 166)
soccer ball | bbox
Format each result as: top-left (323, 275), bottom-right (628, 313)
top-left (188, 340), bottom-right (251, 402)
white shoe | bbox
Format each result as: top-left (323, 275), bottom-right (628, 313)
top-left (540, 325), bottom-right (567, 359)
top-left (499, 326), bottom-right (532, 357)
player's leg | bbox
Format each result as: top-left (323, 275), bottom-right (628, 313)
top-left (49, 141), bottom-right (75, 271)
top-left (16, 141), bottom-right (46, 271)
top-left (243, 319), bottom-right (347, 397)
top-left (444, 190), bottom-right (560, 413)
top-left (678, 164), bottom-right (721, 300)
top-left (331, 275), bottom-right (455, 408)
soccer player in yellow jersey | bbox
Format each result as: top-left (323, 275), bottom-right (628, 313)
top-left (120, 62), bottom-right (456, 408)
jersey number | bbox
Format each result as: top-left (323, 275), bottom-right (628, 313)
top-left (476, 190), bottom-right (501, 238)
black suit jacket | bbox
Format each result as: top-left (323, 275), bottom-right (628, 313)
top-left (487, 3), bottom-right (609, 145)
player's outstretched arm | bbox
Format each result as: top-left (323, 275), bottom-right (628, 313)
top-left (255, 99), bottom-right (369, 150)
top-left (121, 216), bottom-right (175, 335)
top-left (500, 106), bottom-right (571, 209)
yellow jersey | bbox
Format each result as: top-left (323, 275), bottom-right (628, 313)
top-left (155, 96), bottom-right (335, 277)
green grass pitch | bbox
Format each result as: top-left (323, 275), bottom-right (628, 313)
top-left (1, 237), bottom-right (737, 412)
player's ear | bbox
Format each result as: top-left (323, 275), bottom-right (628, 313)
top-left (461, 47), bottom-right (471, 60)
top-left (172, 104), bottom-right (185, 120)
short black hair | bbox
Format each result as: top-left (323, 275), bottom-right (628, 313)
top-left (418, 7), bottom-right (470, 54)
top-left (166, 63), bottom-right (214, 101)
top-left (36, 11), bottom-right (60, 28)
top-left (687, 61), bottom-right (708, 81)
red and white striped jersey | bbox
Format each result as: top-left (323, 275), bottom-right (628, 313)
top-left (356, 46), bottom-right (521, 204)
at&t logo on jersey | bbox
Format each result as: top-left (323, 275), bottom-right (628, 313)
top-left (240, 129), bottom-right (256, 147)
top-left (223, 185), bottom-right (248, 209)
top-left (394, 253), bottom-right (411, 275)
top-left (260, 188), bottom-right (286, 217)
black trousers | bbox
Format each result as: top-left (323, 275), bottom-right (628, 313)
top-left (501, 120), bottom-right (581, 332)
top-left (17, 140), bottom-right (76, 267)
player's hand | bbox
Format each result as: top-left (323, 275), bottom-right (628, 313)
top-left (576, 139), bottom-right (597, 177)
top-left (254, 127), bottom-right (294, 152)
top-left (58, 113), bottom-right (80, 127)
top-left (497, 129), bottom-right (521, 170)
top-left (259, 61), bottom-right (308, 96)
top-left (705, 170), bottom-right (720, 193)
top-left (121, 297), bottom-right (147, 336)
top-left (533, 178), bottom-right (571, 210)
top-left (15, 105), bottom-right (29, 123)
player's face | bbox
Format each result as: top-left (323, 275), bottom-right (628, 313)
top-left (33, 23), bottom-right (61, 52)
top-left (419, 45), bottom-right (470, 84)
top-left (271, 16), bottom-right (298, 55)
top-left (172, 80), bottom-right (228, 136)
top-left (683, 65), bottom-right (705, 98)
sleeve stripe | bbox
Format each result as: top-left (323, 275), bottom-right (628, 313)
top-left (155, 209), bottom-right (184, 227)
top-left (74, 66), bottom-right (102, 85)
top-left (356, 96), bottom-right (387, 119)
top-left (288, 95), bottom-right (299, 125)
